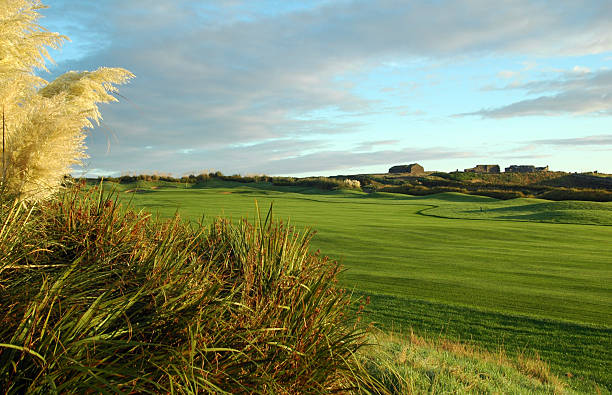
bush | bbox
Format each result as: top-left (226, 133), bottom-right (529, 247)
top-left (470, 189), bottom-right (526, 200)
top-left (537, 188), bottom-right (612, 202)
top-left (429, 172), bottom-right (451, 179)
top-left (0, 185), bottom-right (373, 393)
top-left (379, 185), bottom-right (467, 196)
top-left (342, 179), bottom-right (361, 189)
top-left (271, 177), bottom-right (345, 190)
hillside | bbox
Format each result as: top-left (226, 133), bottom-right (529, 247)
top-left (344, 171), bottom-right (612, 202)
top-left (363, 331), bottom-right (576, 394)
top-left (96, 170), bottom-right (612, 202)
top-left (419, 196), bottom-right (612, 225)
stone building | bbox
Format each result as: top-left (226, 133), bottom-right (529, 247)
top-left (505, 165), bottom-right (549, 173)
top-left (388, 163), bottom-right (425, 175)
top-left (464, 164), bottom-right (500, 173)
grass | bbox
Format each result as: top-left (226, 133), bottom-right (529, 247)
top-left (98, 179), bottom-right (612, 391)
top-left (362, 330), bottom-right (571, 394)
top-left (419, 195), bottom-right (612, 225)
top-left (358, 292), bottom-right (610, 393)
top-left (0, 185), bottom-right (374, 393)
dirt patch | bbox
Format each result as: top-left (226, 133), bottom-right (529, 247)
top-left (219, 191), bottom-right (233, 194)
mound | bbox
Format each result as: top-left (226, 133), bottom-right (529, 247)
top-left (423, 197), bottom-right (612, 225)
top-left (362, 331), bottom-right (571, 394)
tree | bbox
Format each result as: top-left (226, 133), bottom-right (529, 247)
top-left (0, 0), bottom-right (133, 201)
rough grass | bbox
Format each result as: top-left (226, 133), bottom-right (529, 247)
top-left (0, 185), bottom-right (375, 393)
top-left (96, 179), bottom-right (612, 391)
top-left (361, 330), bottom-right (572, 394)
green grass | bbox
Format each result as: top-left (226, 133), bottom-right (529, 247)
top-left (423, 195), bottom-right (612, 225)
top-left (100, 180), bottom-right (612, 390)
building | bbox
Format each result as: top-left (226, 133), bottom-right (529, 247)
top-left (388, 163), bottom-right (425, 175)
top-left (505, 165), bottom-right (549, 173)
top-left (464, 164), bottom-right (500, 174)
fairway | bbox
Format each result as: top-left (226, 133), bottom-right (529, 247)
top-left (107, 180), bottom-right (612, 388)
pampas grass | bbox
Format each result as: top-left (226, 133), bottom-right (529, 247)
top-left (0, 0), bottom-right (132, 202)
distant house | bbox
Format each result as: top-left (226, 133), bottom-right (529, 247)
top-left (464, 164), bottom-right (500, 174)
top-left (388, 163), bottom-right (425, 175)
top-left (505, 165), bottom-right (549, 173)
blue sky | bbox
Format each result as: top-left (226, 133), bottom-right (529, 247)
top-left (40, 0), bottom-right (612, 176)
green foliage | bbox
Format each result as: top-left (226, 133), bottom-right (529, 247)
top-left (428, 171), bottom-right (452, 179)
top-left (0, 0), bottom-right (132, 202)
top-left (380, 184), bottom-right (470, 196)
top-left (104, 173), bottom-right (363, 191)
top-left (94, 171), bottom-right (612, 201)
top-left (0, 185), bottom-right (372, 393)
top-left (274, 176), bottom-right (361, 190)
top-left (362, 171), bottom-right (612, 201)
top-left (538, 187), bottom-right (612, 202)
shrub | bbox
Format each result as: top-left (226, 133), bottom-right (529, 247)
top-left (429, 172), bottom-right (452, 179)
top-left (379, 185), bottom-right (467, 196)
top-left (470, 189), bottom-right (526, 200)
top-left (342, 179), bottom-right (361, 189)
top-left (0, 185), bottom-right (372, 393)
top-left (537, 188), bottom-right (612, 202)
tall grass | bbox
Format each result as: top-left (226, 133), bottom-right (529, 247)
top-left (0, 184), bottom-right (373, 393)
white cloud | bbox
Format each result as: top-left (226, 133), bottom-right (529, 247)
top-left (460, 69), bottom-right (612, 118)
top-left (43, 0), bottom-right (612, 174)
top-left (531, 134), bottom-right (612, 146)
top-left (572, 65), bottom-right (591, 74)
top-left (498, 70), bottom-right (519, 79)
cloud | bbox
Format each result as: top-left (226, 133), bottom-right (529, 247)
top-left (498, 70), bottom-right (519, 79)
top-left (460, 69), bottom-right (612, 118)
top-left (398, 110), bottom-right (426, 117)
top-left (251, 147), bottom-right (475, 175)
top-left (531, 134), bottom-right (612, 146)
top-left (498, 154), bottom-right (551, 160)
top-left (75, 167), bottom-right (121, 178)
top-left (79, 137), bottom-right (474, 176)
top-left (40, 0), bottom-right (612, 174)
top-left (353, 140), bottom-right (401, 151)
top-left (572, 65), bottom-right (591, 74)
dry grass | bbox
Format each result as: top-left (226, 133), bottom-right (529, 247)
top-left (360, 329), bottom-right (570, 394)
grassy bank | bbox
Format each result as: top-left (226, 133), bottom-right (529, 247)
top-left (363, 330), bottom-right (573, 394)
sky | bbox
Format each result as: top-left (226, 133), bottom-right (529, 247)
top-left (39, 0), bottom-right (612, 177)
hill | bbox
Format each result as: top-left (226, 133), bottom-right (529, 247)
top-left (349, 171), bottom-right (612, 202)
top-left (94, 170), bottom-right (612, 202)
